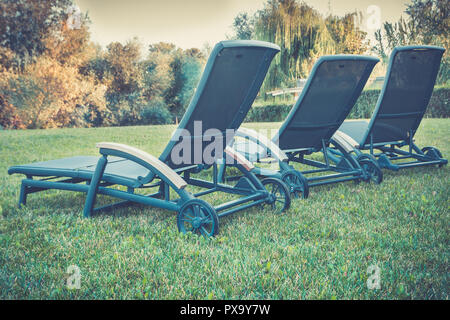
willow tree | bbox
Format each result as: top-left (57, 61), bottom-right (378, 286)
top-left (253, 0), bottom-right (336, 91)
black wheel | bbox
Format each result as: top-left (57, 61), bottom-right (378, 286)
top-left (281, 170), bottom-right (309, 199)
top-left (422, 147), bottom-right (445, 167)
top-left (357, 153), bottom-right (378, 163)
top-left (358, 158), bottom-right (383, 184)
top-left (261, 178), bottom-right (291, 214)
top-left (177, 199), bottom-right (219, 237)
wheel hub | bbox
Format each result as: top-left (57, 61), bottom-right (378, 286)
top-left (267, 193), bottom-right (276, 204)
top-left (192, 217), bottom-right (202, 229)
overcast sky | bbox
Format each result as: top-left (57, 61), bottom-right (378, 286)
top-left (75, 0), bottom-right (412, 49)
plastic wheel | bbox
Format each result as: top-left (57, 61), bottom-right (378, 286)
top-left (357, 153), bottom-right (378, 163)
top-left (358, 158), bottom-right (383, 184)
top-left (281, 170), bottom-right (309, 199)
top-left (261, 178), bottom-right (291, 214)
top-left (177, 199), bottom-right (219, 237)
top-left (422, 147), bottom-right (445, 167)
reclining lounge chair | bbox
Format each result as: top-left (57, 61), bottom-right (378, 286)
top-left (222, 55), bottom-right (381, 198)
top-left (8, 40), bottom-right (290, 237)
top-left (333, 45), bottom-right (447, 171)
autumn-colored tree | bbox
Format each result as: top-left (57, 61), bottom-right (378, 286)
top-left (1, 56), bottom-right (106, 129)
top-left (0, 0), bottom-right (107, 129)
top-left (0, 0), bottom-right (73, 69)
top-left (43, 13), bottom-right (96, 67)
top-left (326, 13), bottom-right (368, 54)
top-left (106, 39), bottom-right (143, 98)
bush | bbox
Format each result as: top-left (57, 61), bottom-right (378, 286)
top-left (425, 87), bottom-right (450, 118)
top-left (0, 56), bottom-right (107, 129)
top-left (245, 87), bottom-right (450, 122)
top-left (140, 98), bottom-right (173, 125)
top-left (245, 102), bottom-right (293, 122)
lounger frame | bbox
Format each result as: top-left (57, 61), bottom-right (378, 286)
top-left (222, 55), bottom-right (382, 196)
top-left (332, 46), bottom-right (447, 171)
top-left (9, 40), bottom-right (289, 237)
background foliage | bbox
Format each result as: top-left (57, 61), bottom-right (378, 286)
top-left (0, 0), bottom-right (205, 129)
top-left (0, 0), bottom-right (448, 129)
top-left (246, 87), bottom-right (450, 122)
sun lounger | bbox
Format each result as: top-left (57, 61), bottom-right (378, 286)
top-left (333, 45), bottom-right (447, 171)
top-left (8, 40), bottom-right (290, 237)
top-left (223, 55), bottom-right (381, 197)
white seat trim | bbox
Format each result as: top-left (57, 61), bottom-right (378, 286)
top-left (333, 130), bottom-right (360, 149)
top-left (236, 127), bottom-right (288, 162)
top-left (224, 146), bottom-right (254, 171)
top-left (96, 142), bottom-right (187, 190)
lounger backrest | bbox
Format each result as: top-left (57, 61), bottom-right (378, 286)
top-left (275, 55), bottom-right (379, 151)
top-left (361, 46), bottom-right (445, 145)
top-left (160, 40), bottom-right (280, 168)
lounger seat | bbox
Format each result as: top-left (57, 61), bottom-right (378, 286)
top-left (337, 120), bottom-right (369, 147)
top-left (8, 156), bottom-right (151, 187)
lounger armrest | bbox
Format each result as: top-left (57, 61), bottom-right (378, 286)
top-left (224, 146), bottom-right (254, 171)
top-left (235, 127), bottom-right (288, 162)
top-left (96, 142), bottom-right (187, 190)
top-left (332, 131), bottom-right (360, 149)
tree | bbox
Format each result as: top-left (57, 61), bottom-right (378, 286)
top-left (0, 56), bottom-right (106, 129)
top-left (43, 12), bottom-right (95, 67)
top-left (406, 0), bottom-right (449, 43)
top-left (231, 12), bottom-right (254, 40)
top-left (326, 12), bottom-right (368, 54)
top-left (252, 0), bottom-right (336, 91)
top-left (105, 39), bottom-right (143, 104)
top-left (0, 0), bottom-right (74, 68)
top-left (232, 0), bottom-right (369, 94)
top-left (167, 49), bottom-right (205, 118)
top-left (372, 0), bottom-right (449, 84)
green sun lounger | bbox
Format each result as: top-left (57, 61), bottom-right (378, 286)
top-left (221, 55), bottom-right (382, 198)
top-left (332, 45), bottom-right (447, 171)
top-left (8, 40), bottom-right (290, 237)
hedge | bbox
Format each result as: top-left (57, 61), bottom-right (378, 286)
top-left (245, 87), bottom-right (450, 122)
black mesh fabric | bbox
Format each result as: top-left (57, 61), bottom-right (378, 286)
top-left (277, 58), bottom-right (377, 150)
top-left (367, 48), bottom-right (444, 144)
top-left (161, 44), bottom-right (277, 168)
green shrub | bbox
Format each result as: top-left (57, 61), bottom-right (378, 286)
top-left (246, 87), bottom-right (450, 122)
top-left (348, 89), bottom-right (379, 119)
top-left (245, 103), bottom-right (293, 122)
top-left (425, 87), bottom-right (450, 118)
top-left (140, 98), bottom-right (173, 125)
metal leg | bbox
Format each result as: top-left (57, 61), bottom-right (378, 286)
top-left (19, 182), bottom-right (27, 207)
top-left (83, 155), bottom-right (108, 218)
top-left (217, 160), bottom-right (226, 183)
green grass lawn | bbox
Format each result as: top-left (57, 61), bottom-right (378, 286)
top-left (0, 119), bottom-right (449, 299)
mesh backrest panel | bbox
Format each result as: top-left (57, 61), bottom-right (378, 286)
top-left (184, 47), bottom-right (268, 133)
top-left (160, 42), bottom-right (278, 168)
top-left (366, 47), bottom-right (444, 144)
top-left (277, 57), bottom-right (377, 150)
